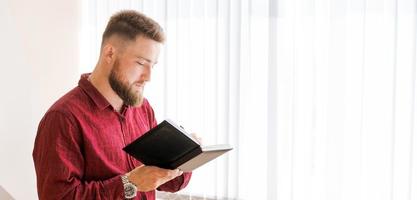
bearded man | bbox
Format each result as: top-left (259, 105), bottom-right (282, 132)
top-left (33, 10), bottom-right (191, 200)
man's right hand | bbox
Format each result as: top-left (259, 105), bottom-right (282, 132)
top-left (126, 165), bottom-right (183, 192)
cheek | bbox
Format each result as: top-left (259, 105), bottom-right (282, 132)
top-left (128, 66), bottom-right (146, 81)
top-left (121, 65), bottom-right (141, 83)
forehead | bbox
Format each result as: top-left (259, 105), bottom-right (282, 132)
top-left (123, 36), bottom-right (161, 61)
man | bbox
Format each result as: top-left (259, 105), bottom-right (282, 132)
top-left (33, 10), bottom-right (191, 199)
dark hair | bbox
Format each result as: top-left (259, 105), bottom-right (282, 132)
top-left (102, 10), bottom-right (165, 45)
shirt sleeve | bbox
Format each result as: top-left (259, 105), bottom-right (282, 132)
top-left (32, 111), bottom-right (124, 200)
top-left (157, 172), bottom-right (192, 192)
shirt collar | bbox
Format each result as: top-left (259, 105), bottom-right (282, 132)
top-left (78, 73), bottom-right (111, 110)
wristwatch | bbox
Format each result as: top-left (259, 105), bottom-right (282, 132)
top-left (121, 174), bottom-right (137, 199)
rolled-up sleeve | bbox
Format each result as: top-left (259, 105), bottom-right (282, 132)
top-left (157, 172), bottom-right (192, 192)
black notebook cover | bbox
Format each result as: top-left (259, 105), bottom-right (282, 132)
top-left (123, 119), bottom-right (204, 169)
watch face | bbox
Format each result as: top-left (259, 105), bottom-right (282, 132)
top-left (124, 183), bottom-right (137, 198)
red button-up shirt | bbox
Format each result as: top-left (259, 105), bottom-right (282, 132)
top-left (33, 74), bottom-right (191, 200)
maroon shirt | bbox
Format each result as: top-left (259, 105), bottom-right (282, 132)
top-left (33, 74), bottom-right (191, 200)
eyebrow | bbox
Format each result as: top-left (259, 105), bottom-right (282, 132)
top-left (137, 56), bottom-right (158, 65)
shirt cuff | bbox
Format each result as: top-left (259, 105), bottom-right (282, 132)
top-left (102, 175), bottom-right (125, 199)
top-left (179, 172), bottom-right (192, 190)
top-left (157, 172), bottom-right (192, 192)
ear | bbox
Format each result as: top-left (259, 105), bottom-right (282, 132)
top-left (101, 44), bottom-right (116, 64)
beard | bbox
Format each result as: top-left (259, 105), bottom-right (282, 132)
top-left (108, 59), bottom-right (144, 107)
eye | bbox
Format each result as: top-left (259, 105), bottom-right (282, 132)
top-left (136, 61), bottom-right (145, 66)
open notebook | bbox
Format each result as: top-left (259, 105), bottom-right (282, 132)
top-left (123, 119), bottom-right (232, 172)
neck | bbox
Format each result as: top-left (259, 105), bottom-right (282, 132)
top-left (89, 64), bottom-right (124, 112)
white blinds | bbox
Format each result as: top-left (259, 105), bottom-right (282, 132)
top-left (80, 0), bottom-right (417, 199)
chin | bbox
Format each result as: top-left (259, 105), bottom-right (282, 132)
top-left (133, 98), bottom-right (144, 107)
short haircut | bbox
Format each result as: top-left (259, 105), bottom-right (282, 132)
top-left (102, 10), bottom-right (165, 45)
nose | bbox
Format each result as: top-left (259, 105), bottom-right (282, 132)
top-left (141, 64), bottom-right (152, 82)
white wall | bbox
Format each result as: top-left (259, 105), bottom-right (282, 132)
top-left (0, 0), bottom-right (80, 199)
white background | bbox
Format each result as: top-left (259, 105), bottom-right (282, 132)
top-left (1, 0), bottom-right (417, 199)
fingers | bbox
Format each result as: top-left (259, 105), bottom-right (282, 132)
top-left (154, 167), bottom-right (183, 180)
top-left (149, 168), bottom-right (184, 191)
top-left (128, 165), bottom-right (184, 192)
top-left (167, 168), bottom-right (183, 178)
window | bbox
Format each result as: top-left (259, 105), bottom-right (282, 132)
top-left (81, 0), bottom-right (417, 199)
